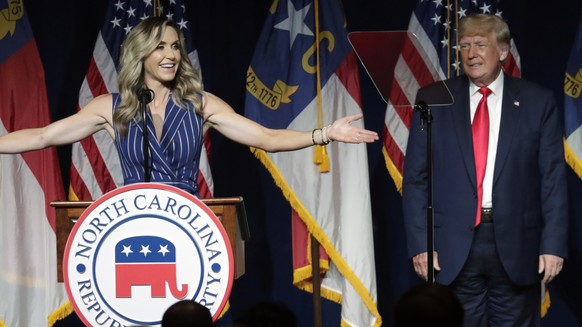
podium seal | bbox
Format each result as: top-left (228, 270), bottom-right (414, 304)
top-left (63, 183), bottom-right (234, 326)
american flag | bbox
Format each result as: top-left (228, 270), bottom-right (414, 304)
top-left (69, 0), bottom-right (213, 201)
top-left (382, 0), bottom-right (520, 192)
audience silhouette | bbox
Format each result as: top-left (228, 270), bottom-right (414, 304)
top-left (161, 300), bottom-right (213, 327)
top-left (232, 301), bottom-right (297, 327)
top-left (394, 282), bottom-right (464, 327)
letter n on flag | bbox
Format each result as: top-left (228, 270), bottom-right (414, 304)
top-left (68, 0), bottom-right (213, 202)
top-left (0, 2), bottom-right (68, 326)
top-left (244, 0), bottom-right (380, 325)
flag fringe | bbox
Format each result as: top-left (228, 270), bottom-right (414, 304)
top-left (564, 138), bottom-right (582, 180)
top-left (293, 260), bottom-right (330, 286)
top-left (250, 147), bottom-right (382, 326)
top-left (68, 184), bottom-right (80, 201)
top-left (48, 301), bottom-right (74, 326)
top-left (382, 147), bottom-right (403, 193)
top-left (0, 318), bottom-right (6, 327)
top-left (219, 301), bottom-right (230, 319)
top-left (541, 289), bottom-right (551, 318)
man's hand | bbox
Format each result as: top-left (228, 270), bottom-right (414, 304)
top-left (539, 254), bottom-right (563, 284)
top-left (412, 251), bottom-right (441, 281)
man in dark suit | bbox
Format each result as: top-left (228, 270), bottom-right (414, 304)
top-left (402, 13), bottom-right (568, 326)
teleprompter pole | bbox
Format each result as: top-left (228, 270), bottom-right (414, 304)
top-left (416, 101), bottom-right (435, 284)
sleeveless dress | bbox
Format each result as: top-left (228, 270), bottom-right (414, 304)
top-left (112, 93), bottom-right (204, 196)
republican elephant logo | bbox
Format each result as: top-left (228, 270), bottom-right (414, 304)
top-left (115, 235), bottom-right (188, 299)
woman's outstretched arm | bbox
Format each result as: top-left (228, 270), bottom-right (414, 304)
top-left (0, 94), bottom-right (114, 154)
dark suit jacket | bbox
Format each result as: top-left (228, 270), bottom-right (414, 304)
top-left (402, 74), bottom-right (568, 286)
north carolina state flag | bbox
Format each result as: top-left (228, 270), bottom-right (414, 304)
top-left (0, 1), bottom-right (68, 326)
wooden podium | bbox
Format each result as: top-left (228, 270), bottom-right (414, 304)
top-left (51, 197), bottom-right (249, 282)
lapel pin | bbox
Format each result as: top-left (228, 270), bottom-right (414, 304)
top-left (514, 100), bottom-right (520, 107)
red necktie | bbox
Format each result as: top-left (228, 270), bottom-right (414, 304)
top-left (472, 87), bottom-right (491, 226)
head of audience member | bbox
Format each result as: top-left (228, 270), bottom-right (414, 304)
top-left (161, 299), bottom-right (213, 327)
top-left (394, 282), bottom-right (464, 327)
top-left (232, 301), bottom-right (297, 327)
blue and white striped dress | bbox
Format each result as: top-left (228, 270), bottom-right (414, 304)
top-left (113, 93), bottom-right (204, 196)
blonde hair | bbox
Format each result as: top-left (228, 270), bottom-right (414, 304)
top-left (458, 13), bottom-right (511, 48)
top-left (114, 16), bottom-right (203, 136)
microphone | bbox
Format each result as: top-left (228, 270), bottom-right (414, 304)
top-left (415, 100), bottom-right (428, 112)
top-left (137, 87), bottom-right (154, 104)
top-left (415, 100), bottom-right (432, 129)
top-left (137, 86), bottom-right (154, 183)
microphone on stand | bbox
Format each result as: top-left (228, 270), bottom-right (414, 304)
top-left (414, 98), bottom-right (435, 284)
top-left (137, 86), bottom-right (154, 182)
top-left (137, 86), bottom-right (154, 104)
top-left (415, 101), bottom-right (432, 130)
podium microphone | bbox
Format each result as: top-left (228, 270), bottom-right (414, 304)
top-left (137, 86), bottom-right (154, 182)
top-left (415, 100), bottom-right (432, 129)
top-left (137, 86), bottom-right (154, 104)
top-left (415, 100), bottom-right (428, 112)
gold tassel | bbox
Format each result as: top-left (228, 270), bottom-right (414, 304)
top-left (319, 146), bottom-right (330, 173)
top-left (314, 144), bottom-right (323, 164)
top-left (313, 145), bottom-right (330, 172)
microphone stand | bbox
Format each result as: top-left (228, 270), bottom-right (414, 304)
top-left (137, 87), bottom-right (154, 182)
top-left (415, 101), bottom-right (435, 284)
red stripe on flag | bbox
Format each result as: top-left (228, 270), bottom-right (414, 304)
top-left (86, 57), bottom-right (111, 97)
top-left (401, 36), bottom-right (437, 89)
top-left (69, 164), bottom-right (93, 200)
top-left (197, 173), bottom-right (212, 199)
top-left (503, 54), bottom-right (521, 78)
top-left (335, 51), bottom-right (362, 107)
top-left (80, 137), bottom-right (117, 192)
top-left (197, 131), bottom-right (213, 199)
top-left (388, 82), bottom-right (414, 125)
top-left (383, 124), bottom-right (406, 174)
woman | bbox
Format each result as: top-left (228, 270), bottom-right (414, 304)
top-left (0, 17), bottom-right (378, 195)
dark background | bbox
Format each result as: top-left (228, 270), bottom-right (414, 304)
top-left (22, 0), bottom-right (582, 326)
